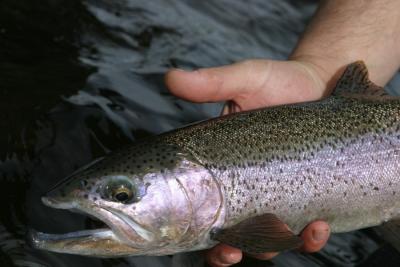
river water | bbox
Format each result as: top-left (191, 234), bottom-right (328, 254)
top-left (1, 0), bottom-right (400, 266)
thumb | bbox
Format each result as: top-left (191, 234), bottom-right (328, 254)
top-left (165, 60), bottom-right (270, 103)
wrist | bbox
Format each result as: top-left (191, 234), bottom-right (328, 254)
top-left (288, 54), bottom-right (345, 98)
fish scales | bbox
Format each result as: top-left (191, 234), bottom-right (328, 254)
top-left (161, 96), bottom-right (400, 233)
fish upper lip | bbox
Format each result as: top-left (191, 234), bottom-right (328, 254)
top-left (41, 196), bottom-right (76, 209)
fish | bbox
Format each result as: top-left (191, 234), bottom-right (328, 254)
top-left (29, 61), bottom-right (400, 257)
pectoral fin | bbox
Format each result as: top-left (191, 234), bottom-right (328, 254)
top-left (210, 214), bottom-right (303, 254)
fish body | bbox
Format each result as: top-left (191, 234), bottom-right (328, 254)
top-left (30, 62), bottom-right (400, 257)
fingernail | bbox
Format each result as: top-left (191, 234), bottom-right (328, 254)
top-left (172, 68), bottom-right (192, 72)
top-left (312, 228), bottom-right (329, 242)
top-left (220, 102), bottom-right (230, 116)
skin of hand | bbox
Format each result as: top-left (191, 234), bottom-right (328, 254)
top-left (165, 0), bottom-right (400, 266)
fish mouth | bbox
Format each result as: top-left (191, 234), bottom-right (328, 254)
top-left (28, 196), bottom-right (154, 257)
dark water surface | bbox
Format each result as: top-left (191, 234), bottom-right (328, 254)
top-left (1, 0), bottom-right (400, 266)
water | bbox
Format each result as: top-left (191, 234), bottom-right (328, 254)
top-left (1, 0), bottom-right (400, 266)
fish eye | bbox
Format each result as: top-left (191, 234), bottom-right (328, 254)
top-left (103, 177), bottom-right (142, 204)
top-left (112, 186), bottom-right (133, 203)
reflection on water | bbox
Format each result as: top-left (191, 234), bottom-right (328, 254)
top-left (1, 0), bottom-right (399, 266)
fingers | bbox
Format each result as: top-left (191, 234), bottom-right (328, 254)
top-left (165, 60), bottom-right (269, 103)
top-left (300, 220), bottom-right (330, 253)
top-left (206, 244), bottom-right (242, 267)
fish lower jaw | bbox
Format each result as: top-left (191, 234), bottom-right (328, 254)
top-left (27, 228), bottom-right (118, 254)
top-left (27, 228), bottom-right (148, 257)
top-left (28, 228), bottom-right (114, 248)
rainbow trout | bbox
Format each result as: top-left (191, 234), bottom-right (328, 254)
top-left (30, 62), bottom-right (400, 257)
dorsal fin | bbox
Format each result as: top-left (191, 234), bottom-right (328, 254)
top-left (333, 61), bottom-right (389, 98)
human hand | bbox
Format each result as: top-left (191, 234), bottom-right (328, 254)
top-left (165, 59), bottom-right (331, 267)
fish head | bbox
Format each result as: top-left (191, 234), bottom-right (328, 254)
top-left (29, 143), bottom-right (224, 257)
